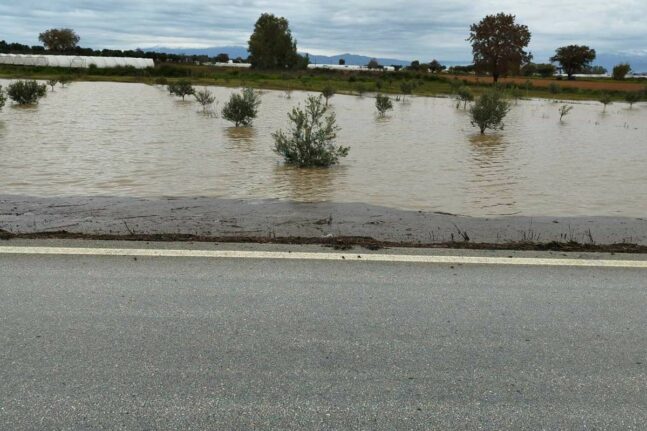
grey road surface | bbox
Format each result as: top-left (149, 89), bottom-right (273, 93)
top-left (1, 242), bottom-right (646, 430)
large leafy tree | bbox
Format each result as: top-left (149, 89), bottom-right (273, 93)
top-left (248, 13), bottom-right (299, 69)
top-left (38, 28), bottom-right (80, 52)
top-left (468, 13), bottom-right (532, 82)
top-left (428, 59), bottom-right (446, 73)
top-left (550, 45), bottom-right (596, 80)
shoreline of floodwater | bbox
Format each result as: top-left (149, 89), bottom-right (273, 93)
top-left (1, 64), bottom-right (644, 103)
top-left (2, 195), bottom-right (647, 252)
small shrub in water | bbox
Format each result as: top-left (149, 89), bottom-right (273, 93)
top-left (625, 92), bottom-right (641, 109)
top-left (7, 80), bottom-right (47, 105)
top-left (599, 94), bottom-right (612, 112)
top-left (400, 81), bottom-right (415, 100)
top-left (222, 88), bottom-right (261, 127)
top-left (470, 91), bottom-right (510, 134)
top-left (0, 86), bottom-right (6, 111)
top-left (354, 83), bottom-right (368, 96)
top-left (58, 76), bottom-right (71, 88)
top-left (456, 86), bottom-right (474, 109)
top-left (558, 105), bottom-right (573, 122)
top-left (509, 86), bottom-right (523, 103)
top-left (168, 80), bottom-right (195, 100)
top-left (321, 85), bottom-right (335, 106)
top-left (47, 79), bottom-right (58, 91)
top-left (449, 78), bottom-right (463, 93)
top-left (375, 93), bottom-right (393, 116)
top-left (273, 95), bottom-right (348, 168)
top-left (194, 88), bottom-right (216, 112)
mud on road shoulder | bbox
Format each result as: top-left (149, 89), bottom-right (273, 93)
top-left (1, 195), bottom-right (646, 253)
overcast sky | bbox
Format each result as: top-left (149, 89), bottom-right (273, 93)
top-left (1, 0), bottom-right (646, 61)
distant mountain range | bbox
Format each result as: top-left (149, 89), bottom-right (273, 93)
top-left (143, 46), bottom-right (466, 68)
top-left (592, 53), bottom-right (647, 74)
top-left (144, 46), bottom-right (647, 73)
top-left (144, 46), bottom-right (250, 59)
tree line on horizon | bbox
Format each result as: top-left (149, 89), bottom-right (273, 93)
top-left (0, 29), bottom-right (245, 65)
top-left (0, 15), bottom-right (637, 81)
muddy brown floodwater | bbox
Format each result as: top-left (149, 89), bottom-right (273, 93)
top-left (0, 80), bottom-right (645, 217)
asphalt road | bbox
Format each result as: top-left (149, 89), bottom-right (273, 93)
top-left (1, 242), bottom-right (646, 430)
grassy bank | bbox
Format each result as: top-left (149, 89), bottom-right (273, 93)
top-left (1, 63), bottom-right (645, 102)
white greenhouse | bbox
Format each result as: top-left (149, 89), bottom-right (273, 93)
top-left (0, 54), bottom-right (154, 69)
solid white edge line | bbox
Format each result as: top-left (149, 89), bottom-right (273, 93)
top-left (0, 246), bottom-right (646, 268)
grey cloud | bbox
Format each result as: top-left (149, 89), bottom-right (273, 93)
top-left (1, 0), bottom-right (645, 61)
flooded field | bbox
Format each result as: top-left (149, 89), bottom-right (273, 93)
top-left (0, 80), bottom-right (645, 216)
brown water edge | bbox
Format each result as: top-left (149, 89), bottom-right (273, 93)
top-left (2, 195), bottom-right (646, 252)
top-left (1, 80), bottom-right (646, 217)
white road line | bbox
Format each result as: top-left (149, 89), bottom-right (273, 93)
top-left (0, 246), bottom-right (646, 268)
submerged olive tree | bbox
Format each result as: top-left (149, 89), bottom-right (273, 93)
top-left (598, 94), bottom-right (612, 112)
top-left (273, 95), bottom-right (348, 167)
top-left (456, 86), bottom-right (474, 109)
top-left (0, 86), bottom-right (6, 111)
top-left (47, 79), bottom-right (58, 91)
top-left (469, 91), bottom-right (510, 134)
top-left (509, 86), bottom-right (523, 104)
top-left (7, 80), bottom-right (47, 105)
top-left (321, 85), bottom-right (335, 106)
top-left (222, 88), bottom-right (261, 127)
top-left (400, 81), bottom-right (415, 100)
top-left (194, 88), bottom-right (216, 112)
top-left (558, 105), bottom-right (573, 122)
top-left (625, 92), bottom-right (641, 109)
top-left (168, 80), bottom-right (195, 100)
top-left (375, 93), bottom-right (393, 116)
top-left (58, 76), bottom-right (71, 88)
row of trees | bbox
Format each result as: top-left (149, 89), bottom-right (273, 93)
top-left (467, 13), bottom-right (638, 81)
top-left (249, 12), bottom-right (636, 81)
top-left (3, 15), bottom-right (636, 82)
top-left (1, 29), bottom-right (244, 65)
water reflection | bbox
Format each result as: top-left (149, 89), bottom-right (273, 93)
top-left (225, 127), bottom-right (257, 152)
top-left (375, 115), bottom-right (391, 124)
top-left (10, 104), bottom-right (39, 112)
top-left (273, 164), bottom-right (340, 202)
top-left (469, 133), bottom-right (507, 159)
top-left (467, 133), bottom-right (519, 215)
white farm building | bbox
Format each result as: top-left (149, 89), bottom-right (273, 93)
top-left (0, 54), bottom-right (154, 69)
top-left (307, 63), bottom-right (397, 72)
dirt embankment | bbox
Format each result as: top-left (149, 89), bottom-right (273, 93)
top-left (2, 195), bottom-right (646, 253)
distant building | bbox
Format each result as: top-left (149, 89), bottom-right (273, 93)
top-left (207, 61), bottom-right (251, 68)
top-left (307, 63), bottom-right (396, 72)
